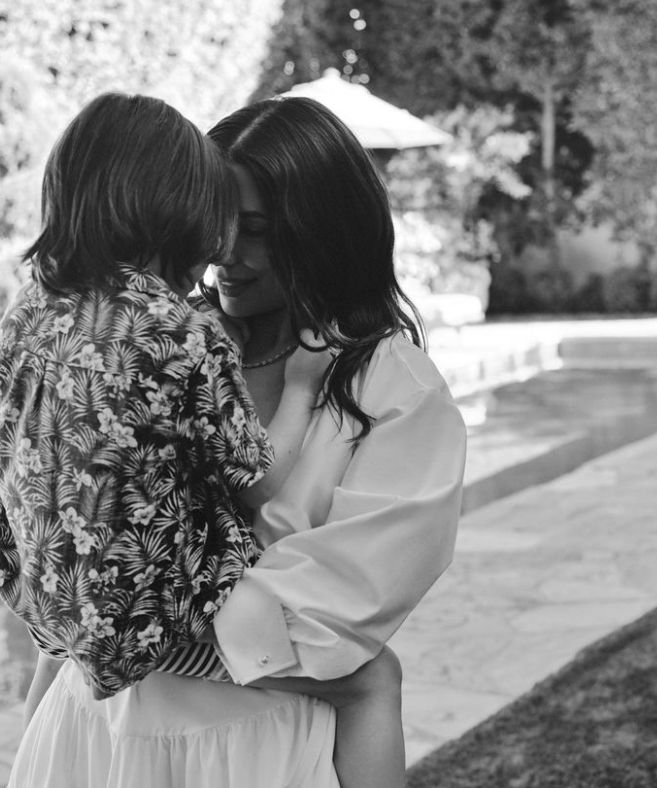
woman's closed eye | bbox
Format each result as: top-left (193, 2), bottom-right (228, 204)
top-left (239, 212), bottom-right (269, 238)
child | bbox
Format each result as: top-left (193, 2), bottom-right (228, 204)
top-left (0, 92), bottom-right (327, 699)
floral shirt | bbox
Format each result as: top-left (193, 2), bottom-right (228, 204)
top-left (0, 267), bottom-right (272, 696)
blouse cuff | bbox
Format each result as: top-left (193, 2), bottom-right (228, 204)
top-left (212, 573), bottom-right (298, 684)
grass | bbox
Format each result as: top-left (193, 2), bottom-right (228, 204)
top-left (406, 607), bottom-right (657, 788)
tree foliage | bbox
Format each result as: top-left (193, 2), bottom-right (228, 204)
top-left (571, 0), bottom-right (657, 261)
top-left (252, 0), bottom-right (370, 100)
top-left (387, 105), bottom-right (531, 301)
top-left (0, 0), bottom-right (284, 131)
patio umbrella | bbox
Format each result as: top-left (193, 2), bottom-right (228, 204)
top-left (281, 68), bottom-right (451, 150)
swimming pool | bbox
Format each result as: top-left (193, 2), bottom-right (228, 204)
top-left (2, 366), bottom-right (657, 710)
top-left (460, 366), bottom-right (657, 512)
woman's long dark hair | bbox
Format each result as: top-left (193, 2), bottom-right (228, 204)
top-left (25, 92), bottom-right (235, 294)
top-left (206, 96), bottom-right (426, 441)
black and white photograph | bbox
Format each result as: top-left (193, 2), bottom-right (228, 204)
top-left (0, 2), bottom-right (655, 786)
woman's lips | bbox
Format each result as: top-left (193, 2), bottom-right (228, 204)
top-left (217, 278), bottom-right (255, 296)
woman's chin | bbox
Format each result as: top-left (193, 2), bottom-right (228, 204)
top-left (218, 297), bottom-right (249, 319)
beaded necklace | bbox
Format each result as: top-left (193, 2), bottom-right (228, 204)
top-left (241, 343), bottom-right (298, 369)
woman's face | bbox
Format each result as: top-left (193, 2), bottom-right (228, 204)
top-left (211, 164), bottom-right (287, 320)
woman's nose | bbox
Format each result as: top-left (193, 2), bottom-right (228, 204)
top-left (224, 240), bottom-right (243, 267)
top-left (211, 246), bottom-right (237, 273)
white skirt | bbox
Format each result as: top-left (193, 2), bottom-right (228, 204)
top-left (9, 660), bottom-right (339, 788)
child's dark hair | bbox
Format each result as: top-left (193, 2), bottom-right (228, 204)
top-left (25, 92), bottom-right (235, 293)
top-left (206, 96), bottom-right (426, 441)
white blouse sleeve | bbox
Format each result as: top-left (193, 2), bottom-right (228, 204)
top-left (212, 373), bottom-right (466, 684)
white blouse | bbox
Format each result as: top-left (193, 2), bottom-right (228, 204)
top-left (213, 333), bottom-right (466, 684)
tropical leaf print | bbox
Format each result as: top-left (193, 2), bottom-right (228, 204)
top-left (73, 289), bottom-right (116, 345)
top-left (110, 305), bottom-right (158, 349)
top-left (48, 332), bottom-right (87, 366)
top-left (0, 269), bottom-right (272, 695)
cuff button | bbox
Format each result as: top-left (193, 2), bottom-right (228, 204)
top-left (258, 655), bottom-right (270, 666)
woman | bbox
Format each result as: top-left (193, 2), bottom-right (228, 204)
top-left (10, 96), bottom-right (466, 788)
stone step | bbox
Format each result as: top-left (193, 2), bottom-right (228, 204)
top-left (559, 336), bottom-right (657, 367)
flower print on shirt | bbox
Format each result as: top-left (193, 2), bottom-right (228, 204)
top-left (128, 503), bottom-right (157, 526)
top-left (56, 370), bottom-right (75, 401)
top-left (193, 416), bottom-right (217, 439)
top-left (15, 439), bottom-right (43, 477)
top-left (147, 298), bottom-right (174, 319)
top-left (78, 343), bottom-right (105, 372)
top-left (53, 313), bottom-right (75, 333)
top-left (230, 406), bottom-right (247, 433)
top-left (0, 404), bottom-right (19, 429)
top-left (97, 408), bottom-right (138, 448)
top-left (183, 332), bottom-right (207, 365)
top-left (158, 444), bottom-right (176, 462)
top-left (137, 621), bottom-right (163, 650)
top-left (73, 469), bottom-right (93, 490)
top-left (59, 507), bottom-right (87, 534)
top-left (59, 507), bottom-right (96, 555)
top-left (40, 563), bottom-right (59, 594)
top-left (80, 603), bottom-right (116, 638)
top-left (88, 565), bottom-right (119, 592)
top-left (103, 371), bottom-right (132, 394)
top-left (134, 564), bottom-right (159, 591)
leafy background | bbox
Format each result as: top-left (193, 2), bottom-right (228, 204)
top-left (1, 0), bottom-right (657, 315)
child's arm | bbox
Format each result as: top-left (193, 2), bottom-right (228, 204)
top-left (249, 647), bottom-right (406, 788)
top-left (239, 331), bottom-right (331, 509)
top-left (24, 653), bottom-right (64, 729)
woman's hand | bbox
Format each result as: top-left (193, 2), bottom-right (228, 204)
top-left (284, 329), bottom-right (333, 396)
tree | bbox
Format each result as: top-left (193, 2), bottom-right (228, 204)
top-left (571, 0), bottom-right (657, 264)
top-left (356, 0), bottom-right (504, 114)
top-left (253, 0), bottom-right (505, 111)
top-left (386, 105), bottom-right (532, 304)
top-left (252, 0), bottom-right (374, 101)
top-left (481, 0), bottom-right (590, 270)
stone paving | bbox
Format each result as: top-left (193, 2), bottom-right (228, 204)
top-left (0, 706), bottom-right (21, 788)
top-left (2, 317), bottom-right (657, 783)
top-left (393, 431), bottom-right (657, 764)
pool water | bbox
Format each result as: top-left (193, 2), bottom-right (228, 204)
top-left (2, 367), bottom-right (657, 711)
top-left (460, 367), bottom-right (657, 511)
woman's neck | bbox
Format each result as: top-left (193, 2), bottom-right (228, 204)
top-left (242, 308), bottom-right (295, 365)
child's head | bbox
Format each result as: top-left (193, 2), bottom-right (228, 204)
top-left (26, 92), bottom-right (235, 294)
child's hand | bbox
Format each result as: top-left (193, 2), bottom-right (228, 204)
top-left (79, 666), bottom-right (113, 700)
top-left (91, 684), bottom-right (113, 701)
top-left (284, 329), bottom-right (333, 394)
top-left (247, 646), bottom-right (402, 709)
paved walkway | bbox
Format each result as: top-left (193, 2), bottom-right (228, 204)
top-left (2, 317), bottom-right (657, 782)
top-left (393, 431), bottom-right (657, 764)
